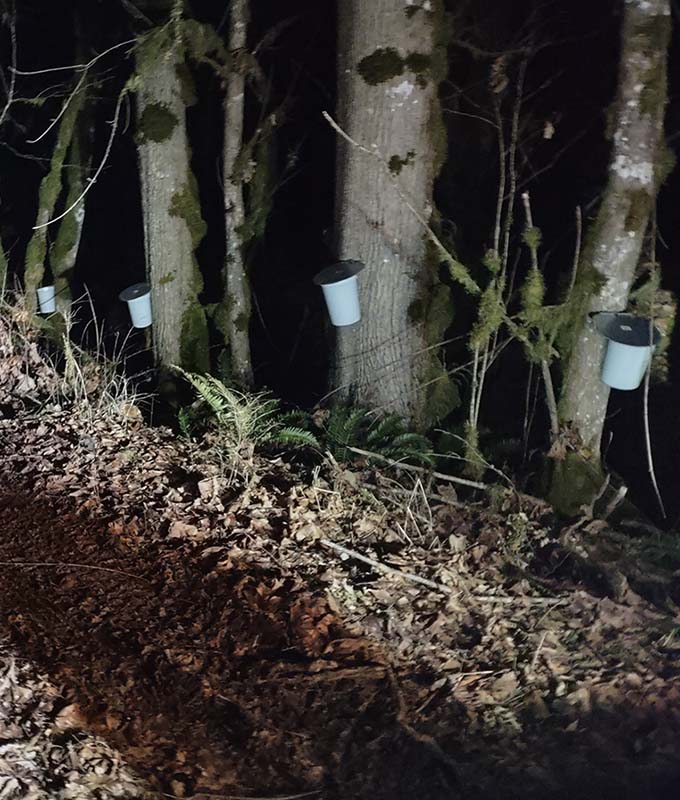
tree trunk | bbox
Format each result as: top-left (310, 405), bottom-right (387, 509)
top-left (50, 102), bottom-right (94, 315)
top-left (334, 0), bottom-right (447, 425)
top-left (222, 0), bottom-right (253, 388)
top-left (23, 82), bottom-right (86, 311)
top-left (559, 0), bottom-right (670, 454)
top-left (136, 35), bottom-right (208, 372)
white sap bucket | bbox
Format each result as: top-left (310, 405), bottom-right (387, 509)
top-left (594, 312), bottom-right (660, 391)
top-left (36, 285), bottom-right (56, 314)
top-left (119, 282), bottom-right (152, 329)
top-left (313, 260), bottom-right (365, 327)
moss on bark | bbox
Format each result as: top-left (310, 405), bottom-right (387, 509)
top-left (136, 102), bottom-right (179, 144)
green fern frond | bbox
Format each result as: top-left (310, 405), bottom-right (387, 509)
top-left (270, 427), bottom-right (321, 449)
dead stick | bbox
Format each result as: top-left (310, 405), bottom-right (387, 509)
top-left (0, 560), bottom-right (149, 583)
top-left (347, 445), bottom-right (487, 490)
top-left (320, 538), bottom-right (445, 592)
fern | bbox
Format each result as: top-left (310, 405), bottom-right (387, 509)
top-left (175, 368), bottom-right (320, 465)
top-left (320, 405), bottom-right (434, 467)
top-left (269, 426), bottom-right (321, 449)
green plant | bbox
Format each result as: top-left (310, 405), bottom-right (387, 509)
top-left (175, 369), bottom-right (320, 472)
top-left (321, 404), bottom-right (434, 467)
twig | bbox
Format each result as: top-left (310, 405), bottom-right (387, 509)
top-left (347, 445), bottom-right (488, 490)
top-left (568, 205), bottom-right (582, 297)
top-left (0, 560), bottom-right (149, 583)
top-left (10, 38), bottom-right (136, 76)
top-left (27, 71), bottom-right (87, 144)
top-left (320, 538), bottom-right (446, 592)
top-left (529, 630), bottom-right (548, 671)
top-left (521, 191), bottom-right (559, 437)
top-left (33, 87), bottom-right (126, 229)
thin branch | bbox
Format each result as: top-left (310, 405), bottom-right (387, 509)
top-left (521, 191), bottom-right (559, 437)
top-left (0, 561), bottom-right (149, 582)
top-left (320, 538), bottom-right (446, 592)
top-left (32, 88), bottom-right (126, 230)
top-left (568, 205), bottom-right (582, 297)
top-left (27, 71), bottom-right (87, 144)
top-left (10, 38), bottom-right (136, 76)
top-left (642, 211), bottom-right (666, 519)
top-left (346, 445), bottom-right (488, 490)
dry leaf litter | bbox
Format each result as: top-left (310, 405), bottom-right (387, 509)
top-left (1, 310), bottom-right (680, 799)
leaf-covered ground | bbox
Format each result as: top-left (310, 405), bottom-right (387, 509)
top-left (1, 317), bottom-right (680, 799)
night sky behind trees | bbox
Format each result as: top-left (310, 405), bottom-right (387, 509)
top-left (1, 0), bottom-right (679, 522)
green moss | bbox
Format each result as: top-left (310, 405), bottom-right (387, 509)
top-left (24, 78), bottom-right (87, 308)
top-left (357, 47), bottom-right (404, 86)
top-left (234, 312), bottom-right (249, 332)
top-left (175, 61), bottom-right (197, 107)
top-left (404, 52), bottom-right (432, 87)
top-left (388, 150), bottom-right (416, 175)
top-left (547, 451), bottom-right (604, 517)
top-left (522, 225), bottom-right (542, 251)
top-left (181, 18), bottom-right (229, 74)
top-left (179, 302), bottom-right (209, 372)
top-left (136, 102), bottom-right (179, 144)
top-left (407, 298), bottom-right (425, 323)
top-left (636, 14), bottom-right (671, 119)
top-left (624, 188), bottom-right (651, 232)
top-left (159, 272), bottom-right (176, 285)
top-left (655, 141), bottom-right (676, 187)
top-left (169, 180), bottom-right (207, 250)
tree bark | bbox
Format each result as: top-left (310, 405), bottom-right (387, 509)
top-left (559, 0), bottom-right (670, 454)
top-left (51, 103), bottom-right (94, 315)
top-left (334, 0), bottom-right (446, 425)
top-left (222, 0), bottom-right (253, 388)
top-left (136, 36), bottom-right (208, 371)
top-left (23, 82), bottom-right (86, 311)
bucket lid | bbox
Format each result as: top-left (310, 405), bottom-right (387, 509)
top-left (119, 282), bottom-right (150, 302)
top-left (593, 312), bottom-right (661, 347)
top-left (313, 259), bottom-right (365, 286)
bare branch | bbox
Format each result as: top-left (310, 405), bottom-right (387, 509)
top-left (32, 88), bottom-right (126, 230)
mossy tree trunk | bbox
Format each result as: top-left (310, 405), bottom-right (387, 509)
top-left (135, 33), bottom-right (208, 372)
top-left (50, 100), bottom-right (94, 315)
top-left (222, 0), bottom-right (253, 388)
top-left (559, 0), bottom-right (671, 455)
top-left (23, 81), bottom-right (86, 311)
top-left (333, 0), bottom-right (448, 425)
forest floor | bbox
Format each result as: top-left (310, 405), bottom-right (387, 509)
top-left (2, 322), bottom-right (680, 800)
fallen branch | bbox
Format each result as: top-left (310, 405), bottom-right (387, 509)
top-left (320, 538), bottom-right (446, 593)
top-left (347, 446), bottom-right (488, 490)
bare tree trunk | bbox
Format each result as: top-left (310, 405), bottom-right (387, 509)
top-left (136, 38), bottom-right (208, 371)
top-left (334, 0), bottom-right (446, 425)
top-left (560, 0), bottom-right (670, 454)
top-left (222, 0), bottom-right (253, 388)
